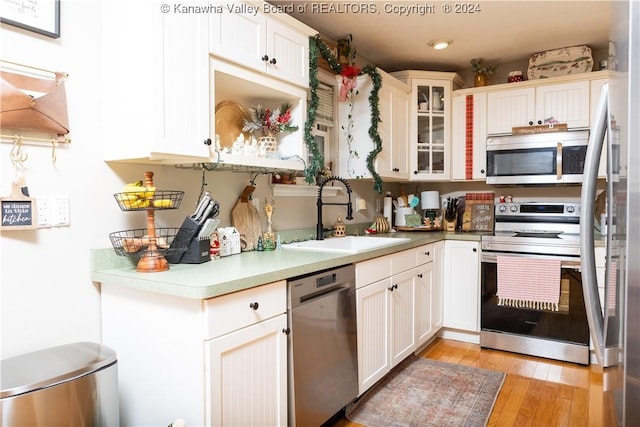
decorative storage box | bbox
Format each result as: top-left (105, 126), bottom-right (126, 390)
top-left (462, 192), bottom-right (495, 232)
top-left (527, 45), bottom-right (593, 80)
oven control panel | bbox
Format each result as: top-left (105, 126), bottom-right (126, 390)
top-left (495, 202), bottom-right (580, 218)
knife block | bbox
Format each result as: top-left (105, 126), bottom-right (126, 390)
top-left (180, 238), bottom-right (211, 264)
top-left (444, 215), bottom-right (457, 232)
top-left (166, 216), bottom-right (201, 263)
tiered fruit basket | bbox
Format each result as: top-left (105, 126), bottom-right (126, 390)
top-left (109, 171), bottom-right (186, 272)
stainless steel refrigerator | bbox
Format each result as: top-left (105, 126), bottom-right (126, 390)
top-left (580, 1), bottom-right (640, 425)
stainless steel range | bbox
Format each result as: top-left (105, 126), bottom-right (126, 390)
top-left (480, 201), bottom-right (590, 365)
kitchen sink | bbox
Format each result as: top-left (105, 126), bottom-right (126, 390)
top-left (282, 236), bottom-right (410, 253)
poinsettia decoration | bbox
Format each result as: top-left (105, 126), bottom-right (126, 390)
top-left (337, 35), bottom-right (360, 102)
top-left (242, 103), bottom-right (298, 137)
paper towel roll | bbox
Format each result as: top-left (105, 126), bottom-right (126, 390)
top-left (383, 195), bottom-right (393, 228)
top-left (421, 191), bottom-right (440, 210)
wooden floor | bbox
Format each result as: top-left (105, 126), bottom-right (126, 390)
top-left (331, 337), bottom-right (604, 427)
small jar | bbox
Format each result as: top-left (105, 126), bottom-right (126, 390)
top-left (333, 218), bottom-right (346, 237)
top-left (507, 71), bottom-right (523, 83)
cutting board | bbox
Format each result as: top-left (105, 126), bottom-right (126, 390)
top-left (231, 185), bottom-right (262, 251)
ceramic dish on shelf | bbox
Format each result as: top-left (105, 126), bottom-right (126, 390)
top-left (527, 45), bottom-right (593, 79)
top-left (215, 101), bottom-right (251, 149)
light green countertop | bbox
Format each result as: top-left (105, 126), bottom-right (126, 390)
top-left (91, 232), bottom-right (486, 300)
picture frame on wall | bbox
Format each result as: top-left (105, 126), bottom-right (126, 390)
top-left (1, 0), bottom-right (60, 39)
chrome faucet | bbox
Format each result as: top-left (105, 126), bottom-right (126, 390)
top-left (316, 176), bottom-right (353, 240)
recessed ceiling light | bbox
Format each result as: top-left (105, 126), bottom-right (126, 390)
top-left (428, 40), bottom-right (453, 50)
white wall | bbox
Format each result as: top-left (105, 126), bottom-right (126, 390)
top-left (1, 0), bottom-right (112, 358)
top-left (0, 1), bottom-right (383, 359)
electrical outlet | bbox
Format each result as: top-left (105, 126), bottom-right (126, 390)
top-left (37, 197), bottom-right (52, 227)
top-left (51, 196), bottom-right (70, 226)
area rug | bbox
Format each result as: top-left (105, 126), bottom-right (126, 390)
top-left (345, 355), bottom-right (505, 427)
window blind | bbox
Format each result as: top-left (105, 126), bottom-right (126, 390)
top-left (312, 83), bottom-right (335, 127)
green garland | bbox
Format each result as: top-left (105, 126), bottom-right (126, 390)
top-left (362, 65), bottom-right (383, 193)
top-left (306, 35), bottom-right (383, 193)
top-left (304, 36), bottom-right (323, 184)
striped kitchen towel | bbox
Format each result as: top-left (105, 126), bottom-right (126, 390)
top-left (497, 255), bottom-right (561, 311)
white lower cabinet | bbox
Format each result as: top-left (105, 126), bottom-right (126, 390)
top-left (355, 244), bottom-right (435, 395)
top-left (415, 261), bottom-right (436, 347)
top-left (389, 268), bottom-right (418, 366)
top-left (432, 241), bottom-right (445, 332)
top-left (442, 240), bottom-right (480, 333)
top-left (100, 280), bottom-right (287, 427)
top-left (356, 276), bottom-right (392, 393)
top-left (206, 314), bottom-right (287, 427)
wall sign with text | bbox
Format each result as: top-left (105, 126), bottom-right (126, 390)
top-left (0, 0), bottom-right (60, 39)
top-left (1, 181), bottom-right (37, 230)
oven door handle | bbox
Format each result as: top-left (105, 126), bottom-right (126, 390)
top-left (481, 252), bottom-right (581, 269)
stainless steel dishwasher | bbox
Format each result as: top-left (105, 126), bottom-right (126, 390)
top-left (287, 264), bottom-right (358, 427)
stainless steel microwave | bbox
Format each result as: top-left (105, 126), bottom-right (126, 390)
top-left (486, 130), bottom-right (590, 185)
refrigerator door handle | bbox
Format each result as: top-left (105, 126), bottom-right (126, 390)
top-left (580, 83), bottom-right (609, 367)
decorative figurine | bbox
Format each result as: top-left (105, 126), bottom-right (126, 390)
top-left (262, 200), bottom-right (276, 251)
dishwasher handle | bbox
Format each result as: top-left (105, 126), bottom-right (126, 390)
top-left (297, 282), bottom-right (353, 305)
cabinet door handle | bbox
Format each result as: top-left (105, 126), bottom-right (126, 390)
top-left (413, 170), bottom-right (418, 175)
top-left (269, 58), bottom-right (277, 65)
top-left (480, 169), bottom-right (485, 174)
top-left (203, 138), bottom-right (212, 146)
top-left (249, 302), bottom-right (259, 310)
top-left (425, 251), bottom-right (430, 256)
top-left (261, 55), bottom-right (269, 62)
top-left (417, 274), bottom-right (423, 278)
top-left (472, 248), bottom-right (477, 252)
top-left (282, 328), bottom-right (290, 335)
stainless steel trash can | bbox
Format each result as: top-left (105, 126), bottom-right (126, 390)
top-left (1, 342), bottom-right (119, 426)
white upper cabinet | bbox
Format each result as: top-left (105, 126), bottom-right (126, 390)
top-left (451, 93), bottom-right (487, 181)
top-left (209, 3), bottom-right (311, 88)
top-left (376, 74), bottom-right (411, 180)
top-left (337, 70), bottom-right (410, 180)
top-left (208, 1), bottom-right (315, 171)
top-left (535, 81), bottom-right (590, 128)
top-left (487, 80), bottom-right (591, 135)
top-left (102, 2), bottom-right (211, 163)
top-left (391, 71), bottom-right (464, 181)
top-left (486, 87), bottom-right (535, 136)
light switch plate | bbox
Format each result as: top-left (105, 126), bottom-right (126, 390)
top-left (51, 196), bottom-right (70, 226)
top-left (37, 197), bottom-right (52, 227)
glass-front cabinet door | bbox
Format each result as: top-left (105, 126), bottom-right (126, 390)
top-left (391, 70), bottom-right (462, 181)
top-left (417, 83), bottom-right (447, 176)
top-left (413, 81), bottom-right (450, 179)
